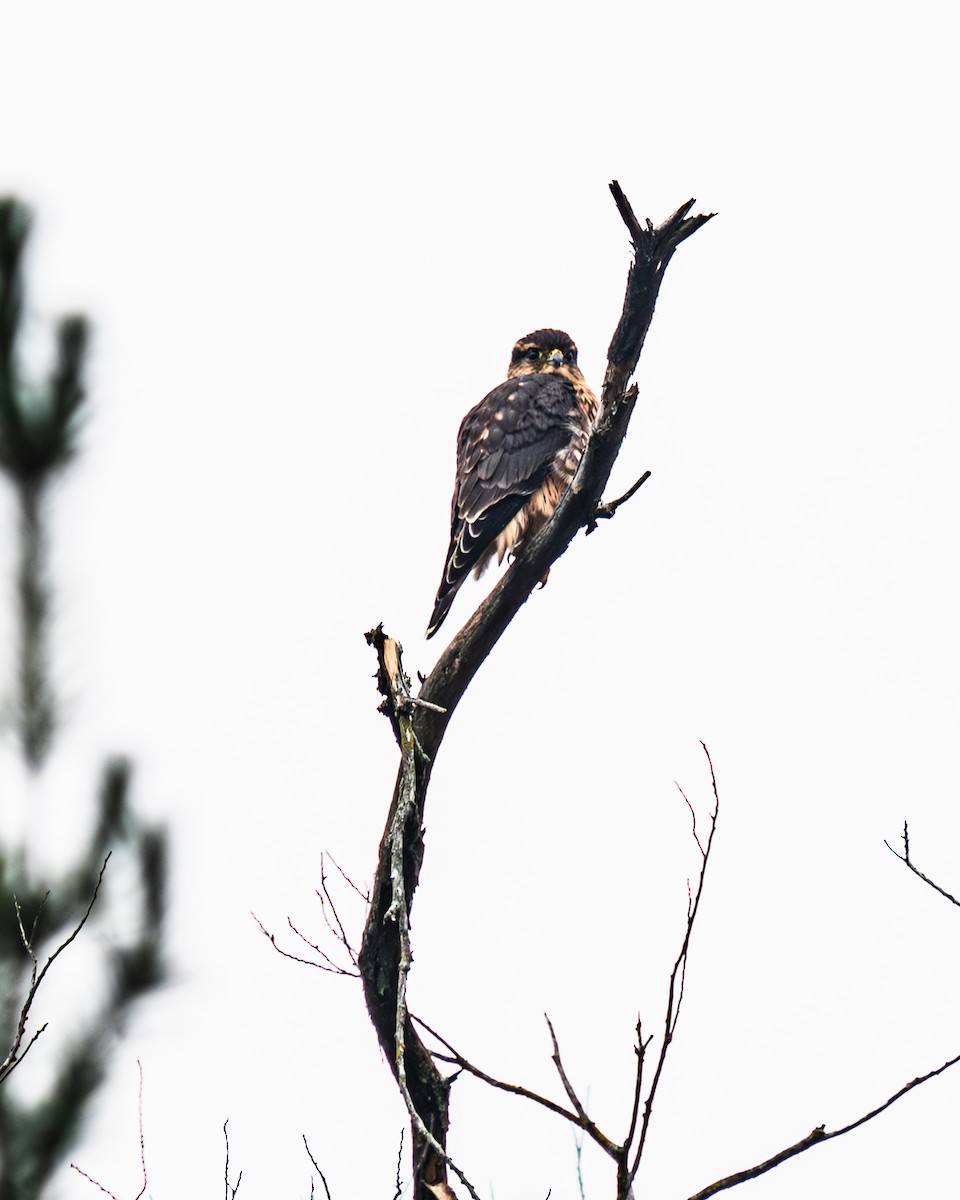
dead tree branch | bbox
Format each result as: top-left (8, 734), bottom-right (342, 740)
top-left (359, 187), bottom-right (714, 1199)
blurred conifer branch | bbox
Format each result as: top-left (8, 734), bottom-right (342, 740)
top-left (0, 196), bottom-right (169, 1199)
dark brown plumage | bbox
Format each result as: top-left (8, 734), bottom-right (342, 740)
top-left (426, 329), bottom-right (598, 639)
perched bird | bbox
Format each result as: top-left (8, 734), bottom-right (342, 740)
top-left (426, 328), bottom-right (598, 639)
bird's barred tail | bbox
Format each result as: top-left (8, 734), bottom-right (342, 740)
top-left (425, 582), bottom-right (460, 640)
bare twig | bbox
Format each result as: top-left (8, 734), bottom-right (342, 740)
top-left (317, 853), bottom-right (361, 967)
top-left (629, 743), bottom-right (719, 1183)
top-left (623, 1017), bottom-right (653, 1155)
top-left (1, 855), bottom-right (110, 1084)
top-left (545, 1015), bottom-right (620, 1158)
top-left (250, 912), bottom-right (359, 978)
top-left (884, 821), bottom-right (960, 908)
top-left (687, 1049), bottom-right (960, 1199)
top-left (223, 1120), bottom-right (242, 1199)
top-left (303, 1135), bottom-right (333, 1200)
top-left (70, 1061), bottom-right (148, 1199)
top-left (677, 781), bottom-right (704, 857)
top-left (587, 467), bottom-right (652, 532)
top-left (251, 851), bottom-right (365, 976)
top-left (133, 1062), bottom-right (148, 1200)
top-left (325, 853), bottom-right (370, 904)
top-left (69, 1163), bottom-right (121, 1199)
top-left (289, 916), bottom-right (357, 973)
top-left (415, 1015), bottom-right (583, 1128)
top-left (393, 1129), bottom-right (405, 1200)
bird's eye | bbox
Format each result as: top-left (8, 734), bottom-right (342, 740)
top-left (564, 350), bottom-right (576, 364)
top-left (524, 348), bottom-right (540, 362)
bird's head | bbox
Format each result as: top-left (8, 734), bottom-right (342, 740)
top-left (508, 329), bottom-right (582, 380)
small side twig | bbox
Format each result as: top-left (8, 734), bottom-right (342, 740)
top-left (884, 821), bottom-right (960, 908)
top-left (69, 1164), bottom-right (121, 1200)
top-left (223, 1120), bottom-right (242, 1199)
top-left (303, 1135), bottom-right (333, 1200)
top-left (325, 853), bottom-right (370, 904)
top-left (623, 1017), bottom-right (653, 1156)
top-left (251, 912), bottom-right (359, 978)
top-left (252, 851), bottom-right (365, 978)
top-left (546, 1015), bottom-right (620, 1158)
top-left (393, 1129), bottom-right (405, 1200)
top-left (317, 853), bottom-right (362, 967)
top-left (587, 466), bottom-right (651, 533)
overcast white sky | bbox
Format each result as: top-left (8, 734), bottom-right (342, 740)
top-left (2, 2), bottom-right (959, 1197)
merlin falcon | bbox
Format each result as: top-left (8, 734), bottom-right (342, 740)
top-left (426, 329), bottom-right (599, 639)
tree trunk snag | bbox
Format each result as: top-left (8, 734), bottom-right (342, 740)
top-left (358, 185), bottom-right (714, 1199)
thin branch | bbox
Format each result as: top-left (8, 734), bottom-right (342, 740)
top-left (393, 1129), bottom-right (405, 1200)
top-left (687, 1049), bottom-right (960, 1200)
top-left (223, 1120), bottom-right (242, 1199)
top-left (317, 853), bottom-right (361, 967)
top-left (251, 851), bottom-right (364, 976)
top-left (134, 1061), bottom-right (148, 1200)
top-left (289, 916), bottom-right (356, 973)
top-left (69, 1163), bottom-right (121, 1200)
top-left (250, 912), bottom-right (359, 978)
top-left (69, 1061), bottom-right (148, 1199)
top-left (676, 781), bottom-right (704, 858)
top-left (1, 855), bottom-right (110, 1084)
top-left (545, 1015), bottom-right (621, 1158)
top-left (415, 1015), bottom-right (584, 1129)
top-left (325, 853), bottom-right (370, 904)
top-left (303, 1135), bottom-right (333, 1200)
top-left (884, 821), bottom-right (960, 908)
top-left (587, 466), bottom-right (651, 532)
top-left (631, 743), bottom-right (719, 1179)
top-left (623, 1017), bottom-right (653, 1153)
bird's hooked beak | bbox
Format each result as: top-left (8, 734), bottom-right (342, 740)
top-left (547, 349), bottom-right (564, 367)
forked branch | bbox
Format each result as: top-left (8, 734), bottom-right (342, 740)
top-left (884, 822), bottom-right (960, 908)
